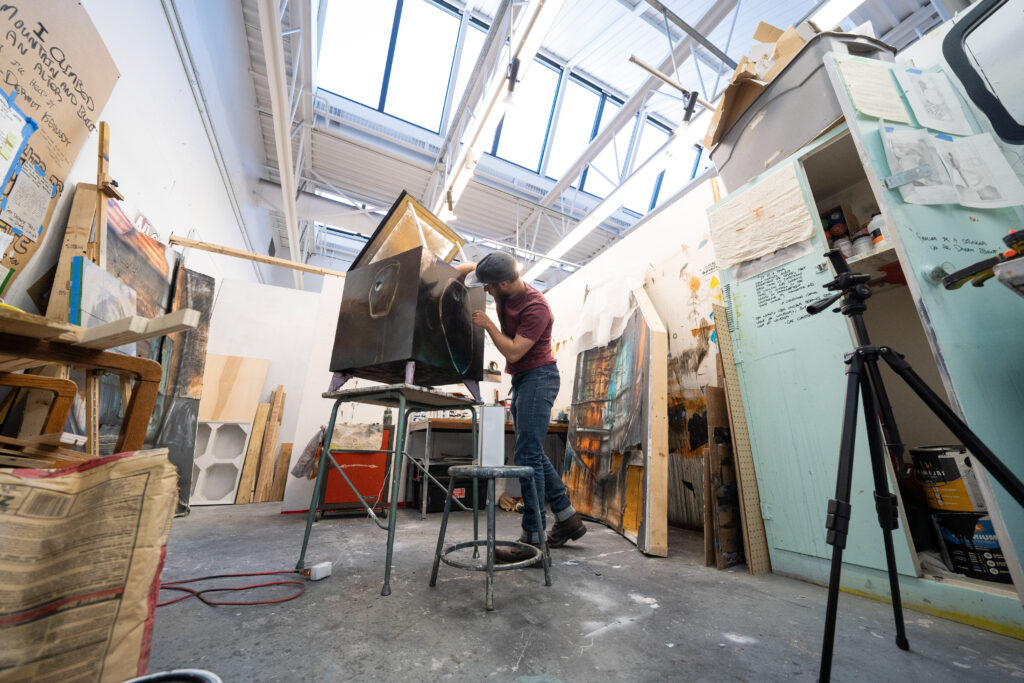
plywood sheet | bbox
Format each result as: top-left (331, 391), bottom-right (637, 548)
top-left (713, 302), bottom-right (771, 574)
top-left (197, 355), bottom-right (270, 422)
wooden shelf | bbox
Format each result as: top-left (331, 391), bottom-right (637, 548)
top-left (847, 244), bottom-right (899, 275)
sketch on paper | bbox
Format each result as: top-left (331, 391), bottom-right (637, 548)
top-left (895, 68), bottom-right (972, 136)
top-left (932, 133), bottom-right (1024, 209)
top-left (880, 124), bottom-right (957, 205)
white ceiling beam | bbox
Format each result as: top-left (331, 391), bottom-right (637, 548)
top-left (257, 0), bottom-right (304, 289)
top-left (253, 179), bottom-right (381, 233)
top-left (432, 0), bottom-right (567, 219)
top-left (517, 0), bottom-right (737, 230)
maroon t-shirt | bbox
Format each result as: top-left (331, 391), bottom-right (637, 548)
top-left (495, 283), bottom-right (556, 375)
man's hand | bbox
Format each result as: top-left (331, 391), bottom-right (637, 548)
top-left (471, 310), bottom-right (493, 330)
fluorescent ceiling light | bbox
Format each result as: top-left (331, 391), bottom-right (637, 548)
top-left (809, 0), bottom-right (865, 30)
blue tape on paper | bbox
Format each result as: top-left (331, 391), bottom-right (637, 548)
top-left (0, 89), bottom-right (38, 200)
top-left (907, 68), bottom-right (923, 74)
top-left (935, 133), bottom-right (954, 141)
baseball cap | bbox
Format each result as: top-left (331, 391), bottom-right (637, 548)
top-left (475, 252), bottom-right (518, 284)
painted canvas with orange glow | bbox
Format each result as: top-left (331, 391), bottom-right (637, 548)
top-left (563, 304), bottom-right (654, 550)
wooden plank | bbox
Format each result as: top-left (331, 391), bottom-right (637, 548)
top-left (45, 184), bottom-right (98, 321)
top-left (235, 402), bottom-right (271, 504)
top-left (268, 442), bottom-right (293, 502)
top-left (168, 235), bottom-right (347, 277)
top-left (0, 306), bottom-right (80, 341)
top-left (85, 371), bottom-right (100, 456)
top-left (633, 287), bottom-right (669, 557)
top-left (93, 122), bottom-right (112, 270)
top-left (197, 355), bottom-right (270, 422)
top-left (70, 309), bottom-right (200, 349)
top-left (253, 387), bottom-right (286, 503)
top-left (703, 448), bottom-right (714, 566)
top-left (713, 302), bottom-right (771, 575)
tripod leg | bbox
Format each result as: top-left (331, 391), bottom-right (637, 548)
top-left (820, 352), bottom-right (863, 683)
top-left (860, 364), bottom-right (910, 651)
top-left (879, 347), bottom-right (1024, 508)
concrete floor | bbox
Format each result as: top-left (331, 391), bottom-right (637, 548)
top-left (151, 505), bottom-right (1024, 682)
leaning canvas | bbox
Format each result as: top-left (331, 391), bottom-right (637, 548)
top-left (562, 288), bottom-right (668, 556)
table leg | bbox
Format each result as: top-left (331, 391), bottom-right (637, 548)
top-left (296, 399), bottom-right (342, 571)
top-left (381, 394), bottom-right (407, 597)
top-left (485, 476), bottom-right (496, 610)
top-left (422, 421), bottom-right (431, 520)
top-left (472, 406), bottom-right (479, 558)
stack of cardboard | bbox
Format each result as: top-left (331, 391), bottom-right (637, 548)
top-left (703, 21), bottom-right (819, 150)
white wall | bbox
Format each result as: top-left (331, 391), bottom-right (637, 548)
top-left (5, 0), bottom-right (282, 311)
top-left (546, 176), bottom-right (721, 412)
top-left (206, 278), bottom-right (326, 476)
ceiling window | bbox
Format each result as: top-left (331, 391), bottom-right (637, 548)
top-left (620, 121), bottom-right (670, 213)
top-left (544, 78), bottom-right (601, 184)
top-left (383, 1), bottom-right (461, 131)
top-left (582, 99), bottom-right (637, 199)
top-left (448, 22), bottom-right (487, 118)
top-left (492, 58), bottom-right (561, 172)
top-left (317, 0), bottom-right (478, 134)
top-left (317, 0), bottom-right (398, 109)
top-left (655, 144), bottom-right (702, 208)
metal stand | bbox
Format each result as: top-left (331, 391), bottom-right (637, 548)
top-left (807, 250), bottom-right (1024, 682)
top-left (294, 383), bottom-right (481, 596)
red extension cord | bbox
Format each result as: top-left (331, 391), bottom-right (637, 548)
top-left (158, 571), bottom-right (306, 608)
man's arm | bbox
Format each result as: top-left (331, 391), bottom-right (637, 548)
top-left (471, 311), bottom-right (535, 363)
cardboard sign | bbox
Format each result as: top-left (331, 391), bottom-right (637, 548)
top-left (0, 1), bottom-right (119, 292)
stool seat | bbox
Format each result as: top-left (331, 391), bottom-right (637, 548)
top-left (429, 464), bottom-right (552, 610)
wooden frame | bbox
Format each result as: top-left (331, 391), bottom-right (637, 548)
top-left (0, 372), bottom-right (77, 436)
top-left (0, 333), bottom-right (162, 452)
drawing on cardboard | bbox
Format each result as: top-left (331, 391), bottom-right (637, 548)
top-left (563, 289), bottom-right (667, 555)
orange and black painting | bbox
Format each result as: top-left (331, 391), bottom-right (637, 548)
top-left (563, 304), bottom-right (651, 545)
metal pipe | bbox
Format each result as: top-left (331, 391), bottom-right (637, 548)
top-left (628, 55), bottom-right (714, 110)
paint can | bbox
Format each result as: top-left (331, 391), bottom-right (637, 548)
top-left (933, 512), bottom-right (1011, 583)
top-left (851, 234), bottom-right (873, 256)
top-left (911, 445), bottom-right (987, 512)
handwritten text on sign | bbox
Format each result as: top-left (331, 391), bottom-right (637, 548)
top-left (752, 265), bottom-right (824, 330)
top-left (0, 0), bottom-right (118, 288)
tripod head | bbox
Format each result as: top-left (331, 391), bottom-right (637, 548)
top-left (807, 249), bottom-right (873, 317)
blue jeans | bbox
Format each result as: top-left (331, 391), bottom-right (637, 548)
top-left (510, 363), bottom-right (574, 541)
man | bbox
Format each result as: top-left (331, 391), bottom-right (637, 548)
top-left (458, 252), bottom-right (586, 564)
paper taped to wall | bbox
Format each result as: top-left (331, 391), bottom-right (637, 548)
top-left (708, 163), bottom-right (817, 268)
top-left (895, 67), bottom-right (972, 136)
top-left (880, 124), bottom-right (958, 204)
top-left (881, 124), bottom-right (1024, 208)
top-left (932, 133), bottom-right (1024, 209)
top-left (1, 164), bottom-right (53, 241)
top-left (837, 58), bottom-right (910, 124)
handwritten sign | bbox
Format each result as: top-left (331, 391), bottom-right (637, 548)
top-left (0, 1), bottom-right (119, 291)
top-left (751, 264), bottom-right (824, 330)
top-left (909, 227), bottom-right (993, 257)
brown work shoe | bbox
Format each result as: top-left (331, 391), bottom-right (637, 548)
top-left (548, 513), bottom-right (587, 547)
top-left (495, 539), bottom-right (550, 568)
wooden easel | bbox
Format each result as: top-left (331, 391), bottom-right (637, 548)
top-left (41, 122), bottom-right (126, 454)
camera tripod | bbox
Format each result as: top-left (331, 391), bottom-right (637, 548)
top-left (805, 249), bottom-right (1024, 682)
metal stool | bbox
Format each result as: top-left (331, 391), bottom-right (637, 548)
top-left (429, 465), bottom-right (552, 610)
